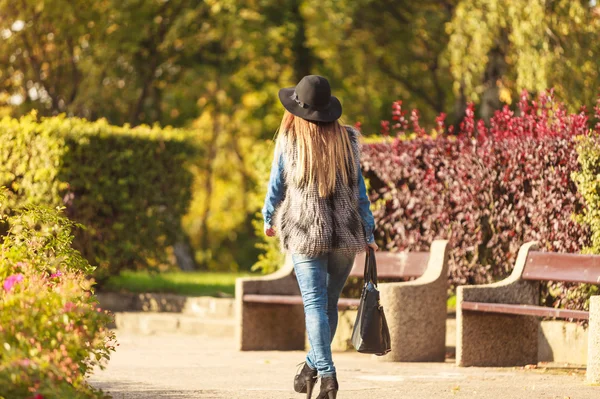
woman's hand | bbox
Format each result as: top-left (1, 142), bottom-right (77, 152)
top-left (265, 227), bottom-right (276, 237)
top-left (366, 242), bottom-right (378, 251)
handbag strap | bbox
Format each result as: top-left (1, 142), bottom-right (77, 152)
top-left (364, 247), bottom-right (379, 286)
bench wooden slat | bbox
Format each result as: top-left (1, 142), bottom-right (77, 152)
top-left (462, 301), bottom-right (589, 320)
top-left (244, 294), bottom-right (303, 305)
top-left (243, 251), bottom-right (429, 311)
top-left (243, 294), bottom-right (360, 309)
top-left (349, 252), bottom-right (429, 279)
top-left (524, 252), bottom-right (600, 285)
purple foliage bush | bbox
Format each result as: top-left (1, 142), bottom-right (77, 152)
top-left (361, 91), bottom-right (595, 309)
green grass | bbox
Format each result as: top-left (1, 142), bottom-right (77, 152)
top-left (104, 271), bottom-right (256, 297)
top-left (447, 294), bottom-right (457, 313)
top-left (104, 271), bottom-right (463, 305)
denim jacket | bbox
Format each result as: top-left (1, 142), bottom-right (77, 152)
top-left (262, 151), bottom-right (376, 244)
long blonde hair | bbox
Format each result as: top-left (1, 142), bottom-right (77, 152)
top-left (274, 111), bottom-right (357, 198)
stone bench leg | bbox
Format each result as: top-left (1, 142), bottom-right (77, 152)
top-left (457, 307), bottom-right (538, 367)
top-left (456, 242), bottom-right (539, 367)
top-left (236, 300), bottom-right (305, 351)
top-left (377, 240), bottom-right (450, 362)
top-left (235, 256), bottom-right (306, 351)
top-left (587, 296), bottom-right (600, 384)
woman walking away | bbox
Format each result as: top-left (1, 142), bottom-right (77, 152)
top-left (262, 75), bottom-right (377, 399)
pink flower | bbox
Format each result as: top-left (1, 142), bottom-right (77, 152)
top-left (3, 274), bottom-right (24, 292)
top-left (435, 113), bottom-right (447, 133)
top-left (50, 270), bottom-right (62, 279)
top-left (28, 394), bottom-right (44, 399)
top-left (64, 302), bottom-right (76, 312)
top-left (380, 120), bottom-right (390, 136)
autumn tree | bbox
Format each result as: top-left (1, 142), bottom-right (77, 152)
top-left (448, 0), bottom-right (600, 119)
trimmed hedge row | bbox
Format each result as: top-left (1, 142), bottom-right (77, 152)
top-left (362, 92), bottom-right (595, 310)
top-left (0, 114), bottom-right (198, 280)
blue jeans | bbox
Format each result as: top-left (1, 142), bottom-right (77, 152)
top-left (292, 251), bottom-right (356, 378)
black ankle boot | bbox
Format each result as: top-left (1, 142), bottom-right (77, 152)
top-left (294, 362), bottom-right (317, 397)
top-left (316, 374), bottom-right (338, 399)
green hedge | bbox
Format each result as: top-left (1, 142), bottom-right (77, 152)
top-left (574, 134), bottom-right (600, 258)
top-left (0, 113), bottom-right (198, 280)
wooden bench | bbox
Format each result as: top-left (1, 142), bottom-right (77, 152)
top-left (235, 240), bottom-right (450, 362)
top-left (457, 241), bottom-right (600, 368)
top-left (242, 251), bottom-right (429, 309)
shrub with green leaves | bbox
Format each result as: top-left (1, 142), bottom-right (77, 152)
top-left (249, 140), bottom-right (285, 274)
top-left (574, 134), bottom-right (600, 257)
top-left (0, 192), bottom-right (116, 399)
top-left (0, 113), bottom-right (198, 280)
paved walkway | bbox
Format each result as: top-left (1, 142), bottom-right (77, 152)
top-left (90, 332), bottom-right (598, 399)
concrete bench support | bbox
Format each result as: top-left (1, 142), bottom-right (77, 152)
top-left (587, 296), bottom-right (600, 384)
top-left (237, 241), bottom-right (451, 359)
top-left (377, 240), bottom-right (450, 362)
top-left (235, 258), bottom-right (305, 351)
top-left (457, 242), bottom-right (540, 367)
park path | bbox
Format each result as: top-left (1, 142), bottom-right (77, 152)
top-left (90, 332), bottom-right (598, 399)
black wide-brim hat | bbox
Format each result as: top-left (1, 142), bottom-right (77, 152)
top-left (278, 75), bottom-right (342, 123)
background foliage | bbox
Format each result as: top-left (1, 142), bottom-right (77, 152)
top-left (448, 0), bottom-right (600, 119)
top-left (573, 106), bottom-right (600, 258)
top-left (0, 114), bottom-right (198, 281)
top-left (3, 1), bottom-right (600, 271)
top-left (361, 92), bottom-right (597, 310)
top-left (0, 191), bottom-right (115, 399)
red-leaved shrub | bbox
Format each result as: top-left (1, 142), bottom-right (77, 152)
top-left (362, 91), bottom-right (594, 310)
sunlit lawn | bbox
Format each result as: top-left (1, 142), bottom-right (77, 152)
top-left (104, 271), bottom-right (256, 297)
top-left (105, 271), bottom-right (461, 307)
top-left (447, 294), bottom-right (457, 313)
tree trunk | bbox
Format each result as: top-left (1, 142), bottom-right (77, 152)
top-left (290, 0), bottom-right (312, 81)
top-left (174, 236), bottom-right (197, 271)
top-left (129, 61), bottom-right (158, 126)
top-left (452, 84), bottom-right (467, 133)
top-left (197, 101), bottom-right (220, 270)
top-left (231, 136), bottom-right (255, 249)
top-left (480, 45), bottom-right (506, 122)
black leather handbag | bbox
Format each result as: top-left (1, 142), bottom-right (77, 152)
top-left (351, 247), bottom-right (392, 356)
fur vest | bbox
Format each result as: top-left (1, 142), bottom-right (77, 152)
top-left (273, 127), bottom-right (366, 257)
